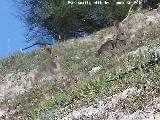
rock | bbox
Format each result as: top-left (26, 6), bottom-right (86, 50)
top-left (145, 15), bottom-right (158, 25)
top-left (88, 66), bottom-right (101, 76)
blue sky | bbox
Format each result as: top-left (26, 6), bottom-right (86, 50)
top-left (0, 0), bottom-right (36, 58)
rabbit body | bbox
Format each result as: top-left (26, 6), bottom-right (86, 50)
top-left (47, 55), bottom-right (60, 74)
top-left (97, 39), bottom-right (117, 55)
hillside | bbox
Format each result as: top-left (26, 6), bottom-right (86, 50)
top-left (0, 9), bottom-right (160, 120)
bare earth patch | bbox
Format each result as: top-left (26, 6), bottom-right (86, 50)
top-left (0, 70), bottom-right (36, 101)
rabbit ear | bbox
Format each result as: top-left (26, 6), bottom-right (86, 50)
top-left (46, 47), bottom-right (54, 57)
top-left (46, 47), bottom-right (52, 54)
top-left (113, 20), bottom-right (120, 29)
top-left (113, 20), bottom-right (122, 34)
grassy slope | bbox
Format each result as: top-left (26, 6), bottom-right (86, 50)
top-left (0, 12), bottom-right (160, 119)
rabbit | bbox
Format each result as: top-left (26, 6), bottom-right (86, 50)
top-left (114, 21), bottom-right (130, 39)
top-left (96, 38), bottom-right (117, 56)
top-left (114, 20), bottom-right (131, 46)
top-left (35, 47), bottom-right (60, 80)
top-left (45, 47), bottom-right (60, 74)
top-left (96, 21), bottom-right (128, 56)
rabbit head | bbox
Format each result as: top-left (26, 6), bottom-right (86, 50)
top-left (116, 32), bottom-right (128, 41)
top-left (50, 55), bottom-right (60, 63)
top-left (114, 20), bottom-right (130, 41)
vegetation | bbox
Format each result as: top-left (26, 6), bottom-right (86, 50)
top-left (0, 11), bottom-right (160, 119)
top-left (15, 0), bottom-right (144, 44)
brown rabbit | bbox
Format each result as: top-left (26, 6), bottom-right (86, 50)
top-left (96, 20), bottom-right (131, 56)
top-left (114, 20), bottom-right (130, 46)
top-left (97, 38), bottom-right (117, 56)
top-left (114, 21), bottom-right (130, 39)
top-left (35, 47), bottom-right (60, 80)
